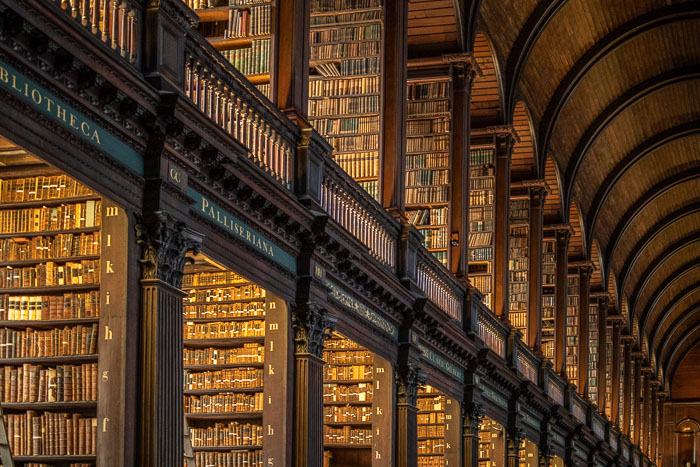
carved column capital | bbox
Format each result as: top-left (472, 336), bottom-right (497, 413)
top-left (135, 211), bottom-right (203, 289)
top-left (442, 52), bottom-right (482, 86)
top-left (291, 303), bottom-right (336, 358)
top-left (462, 402), bottom-right (484, 435)
top-left (395, 363), bottom-right (426, 406)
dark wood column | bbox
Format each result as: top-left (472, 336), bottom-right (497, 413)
top-left (462, 402), bottom-right (484, 467)
top-left (553, 227), bottom-right (571, 376)
top-left (641, 372), bottom-right (651, 454)
top-left (380, 0), bottom-right (408, 213)
top-left (611, 321), bottom-right (621, 426)
top-left (577, 265), bottom-right (592, 396)
top-left (506, 426), bottom-right (522, 467)
top-left (596, 296), bottom-right (609, 411)
top-left (291, 303), bottom-right (336, 467)
top-left (492, 127), bottom-right (516, 319)
top-left (623, 339), bottom-right (632, 436)
top-left (395, 362), bottom-right (425, 467)
top-left (135, 212), bottom-right (203, 467)
top-left (633, 356), bottom-right (642, 446)
top-left (528, 185), bottom-right (546, 350)
top-left (655, 391), bottom-right (665, 464)
top-left (444, 53), bottom-right (479, 281)
top-left (650, 384), bottom-right (658, 459)
top-left (275, 0), bottom-right (309, 116)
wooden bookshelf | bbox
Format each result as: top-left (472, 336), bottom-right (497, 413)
top-left (308, 0), bottom-right (383, 200)
top-left (588, 302), bottom-right (599, 407)
top-left (518, 438), bottom-right (538, 467)
top-left (478, 416), bottom-right (505, 467)
top-left (468, 147), bottom-right (496, 310)
top-left (0, 171), bottom-right (103, 463)
top-left (566, 273), bottom-right (580, 383)
top-left (508, 196), bottom-right (529, 342)
top-left (405, 78), bottom-right (452, 268)
top-left (183, 0), bottom-right (274, 98)
top-left (541, 238), bottom-right (556, 360)
top-left (605, 324), bottom-right (613, 418)
top-left (183, 257), bottom-right (288, 467)
top-left (416, 384), bottom-right (459, 467)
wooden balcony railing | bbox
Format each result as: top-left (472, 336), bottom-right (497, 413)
top-left (572, 396), bottom-right (587, 423)
top-left (320, 162), bottom-right (398, 270)
top-left (476, 305), bottom-right (507, 358)
top-left (183, 31), bottom-right (298, 189)
top-left (516, 342), bottom-right (539, 384)
top-left (547, 374), bottom-right (565, 405)
top-left (55, 0), bottom-right (138, 63)
top-left (416, 253), bottom-right (463, 322)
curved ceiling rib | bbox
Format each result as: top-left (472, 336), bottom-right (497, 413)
top-left (504, 0), bottom-right (568, 117)
top-left (665, 324), bottom-right (700, 384)
top-left (603, 168), bottom-right (700, 276)
top-left (658, 305), bottom-right (700, 369)
top-left (536, 3), bottom-right (700, 176)
top-left (627, 233), bottom-right (700, 316)
top-left (648, 283), bottom-right (700, 351)
top-left (585, 121), bottom-right (700, 254)
top-left (639, 263), bottom-right (700, 338)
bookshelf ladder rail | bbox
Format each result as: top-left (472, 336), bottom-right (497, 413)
top-left (183, 415), bottom-right (196, 467)
top-left (0, 406), bottom-right (14, 467)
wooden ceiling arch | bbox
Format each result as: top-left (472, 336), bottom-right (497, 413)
top-left (657, 305), bottom-right (700, 373)
top-left (537, 4), bottom-right (700, 175)
top-left (603, 169), bottom-right (700, 277)
top-left (648, 283), bottom-right (700, 355)
top-left (543, 157), bottom-right (563, 224)
top-left (567, 201), bottom-right (586, 260)
top-left (511, 101), bottom-right (538, 180)
top-left (664, 325), bottom-right (700, 390)
top-left (471, 32), bottom-right (504, 128)
top-left (585, 121), bottom-right (700, 253)
top-left (590, 240), bottom-right (604, 291)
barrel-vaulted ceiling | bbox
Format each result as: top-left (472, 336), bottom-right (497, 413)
top-left (408, 0), bottom-right (700, 391)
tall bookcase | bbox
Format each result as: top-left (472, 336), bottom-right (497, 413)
top-left (468, 147), bottom-right (496, 310)
top-left (566, 274), bottom-right (580, 383)
top-left (508, 196), bottom-right (529, 342)
top-left (478, 417), bottom-right (504, 467)
top-left (618, 342), bottom-right (624, 426)
top-left (518, 439), bottom-right (538, 467)
top-left (605, 324), bottom-right (613, 418)
top-left (405, 78), bottom-right (452, 268)
top-left (184, 0), bottom-right (274, 98)
top-left (541, 238), bottom-right (556, 360)
top-left (323, 332), bottom-right (391, 467)
top-left (0, 163), bottom-right (107, 464)
top-left (416, 385), bottom-right (459, 467)
top-left (308, 0), bottom-right (384, 200)
top-left (182, 256), bottom-right (288, 467)
top-left (588, 302), bottom-right (598, 407)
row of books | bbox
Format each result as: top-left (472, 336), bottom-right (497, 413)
top-left (322, 349), bottom-right (373, 364)
top-left (470, 205), bottom-right (494, 221)
top-left (407, 118), bottom-right (450, 136)
top-left (221, 39), bottom-right (271, 76)
top-left (406, 136), bottom-right (449, 154)
top-left (311, 41), bottom-right (380, 60)
top-left (470, 275), bottom-right (492, 294)
top-left (406, 169), bottom-right (449, 187)
top-left (323, 404), bottom-right (372, 422)
top-left (312, 0), bottom-right (381, 12)
top-left (184, 0), bottom-right (269, 8)
top-left (309, 77), bottom-right (379, 97)
top-left (183, 321), bottom-right (265, 339)
top-left (192, 451), bottom-right (263, 467)
top-left (509, 312), bottom-right (527, 328)
top-left (324, 426), bottom-right (372, 444)
top-left (310, 9), bottom-right (381, 26)
top-left (470, 219), bottom-right (494, 234)
top-left (419, 457), bottom-right (447, 467)
top-left (471, 165), bottom-right (495, 177)
top-left (185, 392), bottom-right (264, 413)
top-left (324, 365), bottom-right (373, 381)
top-left (308, 95), bottom-right (379, 116)
top-left (184, 344), bottom-right (265, 365)
top-left (419, 227), bottom-right (448, 250)
top-left (183, 271), bottom-right (247, 287)
top-left (4, 411), bottom-right (97, 456)
top-left (0, 260), bottom-right (100, 288)
top-left (185, 368), bottom-right (263, 390)
top-left (311, 116), bottom-right (379, 137)
top-left (0, 363), bottom-right (98, 403)
top-left (0, 232), bottom-right (100, 261)
top-left (469, 232), bottom-right (493, 248)
top-left (417, 412), bottom-right (445, 425)
top-left (226, 4), bottom-right (272, 38)
top-left (186, 285), bottom-right (265, 303)
top-left (470, 177), bottom-right (494, 190)
top-left (332, 152), bottom-right (378, 179)
top-left (508, 259), bottom-right (527, 271)
top-left (190, 422), bottom-right (263, 447)
top-left (471, 190), bottom-right (494, 206)
top-left (417, 396), bottom-right (444, 412)
top-left (418, 438), bottom-right (445, 453)
top-left (0, 324), bottom-right (98, 359)
top-left (310, 25), bottom-right (381, 44)
top-left (406, 207), bottom-right (448, 227)
top-left (326, 134), bottom-right (379, 152)
top-left (0, 201), bottom-right (101, 234)
top-left (184, 302), bottom-right (265, 319)
top-left (0, 292), bottom-right (100, 320)
top-left (255, 83), bottom-right (270, 98)
top-left (0, 176), bottom-right (93, 204)
top-left (469, 247), bottom-right (493, 263)
top-left (323, 382), bottom-right (372, 402)
top-left (470, 149), bottom-right (495, 166)
top-left (418, 425), bottom-right (445, 438)
top-left (406, 186), bottom-right (448, 205)
top-left (357, 181), bottom-right (378, 200)
top-left (407, 81), bottom-right (450, 100)
top-left (407, 100), bottom-right (449, 116)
